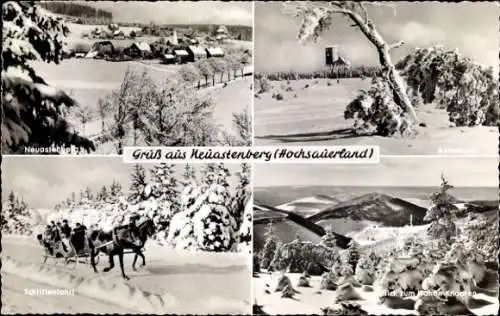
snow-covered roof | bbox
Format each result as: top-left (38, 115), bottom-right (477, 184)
top-left (216, 25), bottom-right (228, 34)
top-left (133, 42), bottom-right (151, 52)
top-left (163, 54), bottom-right (175, 59)
top-left (188, 45), bottom-right (206, 56)
top-left (206, 47), bottom-right (224, 56)
top-left (174, 50), bottom-right (189, 56)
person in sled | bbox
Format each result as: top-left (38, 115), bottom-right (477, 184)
top-left (71, 223), bottom-right (88, 254)
top-left (56, 222), bottom-right (68, 252)
top-left (113, 213), bottom-right (142, 248)
top-left (61, 219), bottom-right (72, 238)
top-left (41, 224), bottom-right (55, 255)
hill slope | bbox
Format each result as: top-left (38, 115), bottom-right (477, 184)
top-left (308, 192), bottom-right (428, 227)
top-left (275, 194), bottom-right (340, 217)
top-left (253, 204), bottom-right (351, 252)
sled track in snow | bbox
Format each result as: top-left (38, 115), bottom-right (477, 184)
top-left (2, 255), bottom-right (249, 314)
top-left (2, 255), bottom-right (173, 313)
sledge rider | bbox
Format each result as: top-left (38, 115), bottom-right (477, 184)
top-left (56, 222), bottom-right (68, 252)
top-left (73, 222), bottom-right (86, 234)
top-left (71, 223), bottom-right (88, 254)
top-left (61, 219), bottom-right (72, 238)
top-left (113, 213), bottom-right (142, 247)
top-left (42, 224), bottom-right (54, 255)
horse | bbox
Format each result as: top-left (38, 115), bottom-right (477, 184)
top-left (87, 218), bottom-right (156, 280)
top-left (130, 218), bottom-right (156, 270)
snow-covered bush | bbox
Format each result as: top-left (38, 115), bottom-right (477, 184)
top-left (417, 261), bottom-right (474, 311)
top-left (375, 256), bottom-right (426, 301)
top-left (320, 271), bottom-right (338, 290)
top-left (321, 302), bottom-right (368, 316)
top-left (397, 46), bottom-right (499, 127)
top-left (461, 212), bottom-right (499, 264)
top-left (275, 273), bottom-right (293, 292)
top-left (355, 252), bottom-right (378, 286)
top-left (297, 274), bottom-right (311, 287)
top-left (271, 241), bottom-right (340, 273)
top-left (344, 77), bottom-right (416, 137)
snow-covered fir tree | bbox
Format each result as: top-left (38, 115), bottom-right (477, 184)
top-left (97, 185), bottom-right (109, 203)
top-left (259, 222), bottom-right (278, 269)
top-left (425, 174), bottom-right (459, 251)
top-left (269, 241), bottom-right (283, 271)
top-left (149, 164), bottom-right (181, 229)
top-left (167, 163), bottom-right (237, 251)
top-left (461, 212), bottom-right (499, 264)
top-left (231, 163), bottom-right (251, 230)
top-left (321, 226), bottom-right (337, 248)
top-left (376, 255), bottom-right (426, 303)
top-left (128, 164), bottom-right (148, 204)
top-left (345, 240), bottom-right (360, 274)
top-left (355, 250), bottom-right (379, 286)
top-left (236, 194), bottom-right (252, 252)
top-left (2, 1), bottom-right (94, 153)
top-left (109, 180), bottom-right (123, 203)
top-left (1, 191), bottom-right (32, 235)
top-left (181, 164), bottom-right (197, 187)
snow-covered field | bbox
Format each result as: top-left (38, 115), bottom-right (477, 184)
top-left (253, 272), bottom-right (498, 315)
top-left (1, 235), bottom-right (251, 314)
top-left (254, 78), bottom-right (498, 155)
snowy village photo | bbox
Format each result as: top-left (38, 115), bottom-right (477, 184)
top-left (252, 158), bottom-right (499, 315)
top-left (1, 157), bottom-right (252, 314)
top-left (253, 1), bottom-right (498, 155)
top-left (2, 1), bottom-right (253, 154)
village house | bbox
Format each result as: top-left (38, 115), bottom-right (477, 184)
top-left (215, 25), bottom-right (229, 44)
top-left (186, 45), bottom-right (206, 62)
top-left (206, 47), bottom-right (224, 58)
top-left (174, 49), bottom-right (189, 64)
top-left (113, 30), bottom-right (125, 39)
top-left (162, 53), bottom-right (176, 64)
top-left (87, 41), bottom-right (115, 58)
top-left (125, 42), bottom-right (152, 58)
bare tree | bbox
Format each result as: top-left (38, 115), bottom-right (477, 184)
top-left (97, 97), bottom-right (111, 133)
top-left (74, 105), bottom-right (94, 135)
top-left (196, 59), bottom-right (214, 87)
top-left (282, 1), bottom-right (418, 122)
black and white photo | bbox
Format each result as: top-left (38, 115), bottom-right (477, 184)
top-left (2, 1), bottom-right (253, 154)
top-left (253, 1), bottom-right (498, 155)
top-left (1, 157), bottom-right (251, 314)
top-left (253, 158), bottom-right (498, 315)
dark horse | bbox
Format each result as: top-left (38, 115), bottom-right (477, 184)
top-left (87, 218), bottom-right (156, 280)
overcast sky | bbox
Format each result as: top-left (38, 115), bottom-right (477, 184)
top-left (2, 157), bottom-right (243, 209)
top-left (81, 1), bottom-right (252, 26)
top-left (254, 157), bottom-right (499, 188)
top-left (255, 1), bottom-right (499, 73)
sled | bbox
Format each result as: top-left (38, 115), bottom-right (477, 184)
top-left (64, 229), bottom-right (100, 268)
top-left (37, 231), bottom-right (100, 268)
top-left (37, 234), bottom-right (74, 266)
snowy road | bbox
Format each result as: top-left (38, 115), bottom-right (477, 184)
top-left (2, 235), bottom-right (251, 314)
